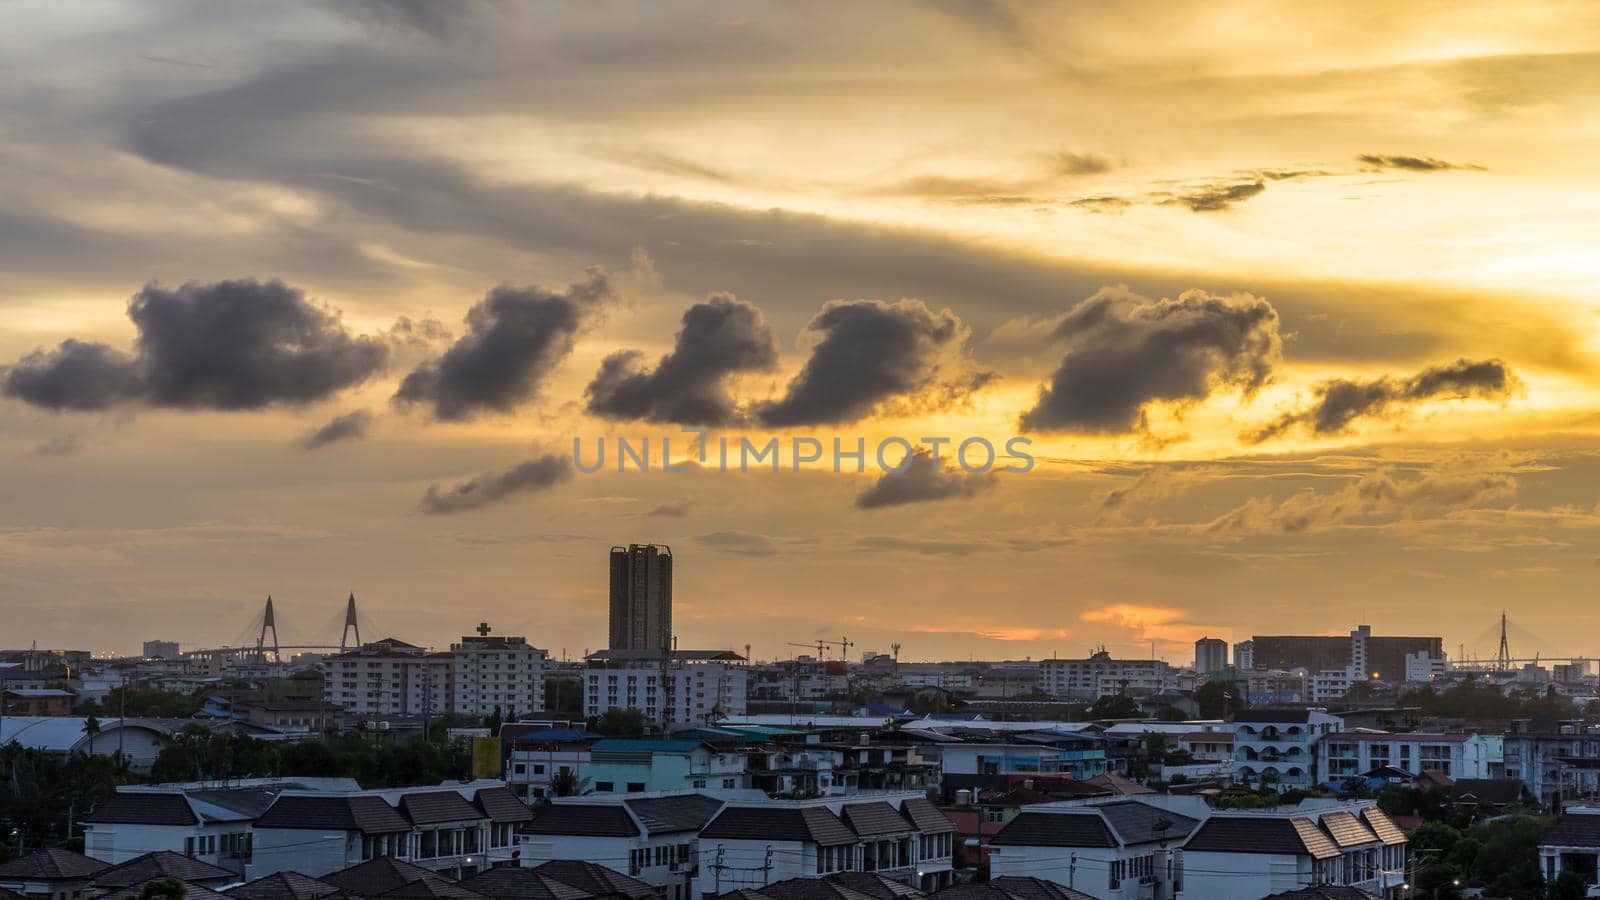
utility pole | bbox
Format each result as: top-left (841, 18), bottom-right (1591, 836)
top-left (118, 674), bottom-right (127, 766)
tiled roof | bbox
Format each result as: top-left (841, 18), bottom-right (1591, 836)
top-left (1447, 778), bottom-right (1528, 806)
top-left (225, 872), bottom-right (342, 900)
top-left (1184, 817), bottom-right (1341, 860)
top-left (99, 880), bottom-right (232, 900)
top-left (930, 876), bottom-right (1097, 900)
top-left (380, 876), bottom-right (487, 900)
top-left (900, 797), bottom-right (955, 835)
top-left (1543, 812), bottom-right (1600, 849)
top-left (701, 807), bottom-right (856, 847)
top-left (1318, 810), bottom-right (1379, 848)
top-left (459, 868), bottom-right (594, 900)
top-left (474, 786), bottom-right (534, 823)
top-left (255, 795), bottom-right (412, 833)
top-left (840, 802), bottom-right (913, 836)
top-left (756, 880), bottom-right (879, 900)
top-left (1082, 773), bottom-right (1154, 796)
top-left (320, 857), bottom-right (440, 896)
top-left (625, 793), bottom-right (724, 834)
top-left (85, 794), bottom-right (198, 826)
top-left (525, 804), bottom-right (640, 837)
top-left (827, 873), bottom-right (926, 900)
top-left (92, 852), bottom-right (235, 889)
top-left (399, 791), bottom-right (484, 825)
top-left (530, 860), bottom-right (657, 900)
top-left (0, 848), bottom-right (109, 880)
top-left (1359, 808), bottom-right (1407, 846)
top-left (1097, 801), bottom-right (1200, 845)
top-left (988, 812), bottom-right (1116, 849)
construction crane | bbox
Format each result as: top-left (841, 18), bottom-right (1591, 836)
top-left (785, 636), bottom-right (854, 661)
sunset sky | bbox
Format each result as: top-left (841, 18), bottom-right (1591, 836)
top-left (4, 0), bottom-right (1600, 664)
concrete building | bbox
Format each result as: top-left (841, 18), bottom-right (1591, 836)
top-left (1250, 626), bottom-right (1442, 685)
top-left (585, 739), bottom-right (749, 793)
top-left (582, 649), bottom-right (748, 726)
top-left (0, 848), bottom-right (110, 898)
top-left (1318, 731), bottom-right (1496, 783)
top-left (1504, 724), bottom-right (1600, 808)
top-left (450, 631), bottom-right (547, 718)
top-left (1193, 638), bottom-right (1228, 675)
top-left (1038, 652), bottom-right (1175, 700)
top-left (610, 544), bottom-right (672, 654)
top-left (142, 641), bottom-right (180, 660)
top-left (1232, 708), bottom-right (1343, 792)
top-left (322, 639), bottom-right (452, 719)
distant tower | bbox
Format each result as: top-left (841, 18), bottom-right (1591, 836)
top-left (1195, 637), bottom-right (1228, 675)
top-left (891, 642), bottom-right (902, 664)
top-left (341, 593), bottom-right (362, 651)
top-left (257, 596), bottom-right (281, 661)
top-left (1497, 611), bottom-right (1511, 671)
top-left (609, 544), bottom-right (673, 653)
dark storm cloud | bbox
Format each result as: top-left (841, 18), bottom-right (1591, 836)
top-left (3, 279), bottom-right (387, 412)
top-left (3, 340), bottom-right (141, 411)
top-left (1248, 358), bottom-right (1520, 442)
top-left (1357, 154), bottom-right (1475, 172)
top-left (319, 0), bottom-right (501, 39)
top-left (757, 299), bottom-right (976, 426)
top-left (301, 409), bottom-right (374, 450)
top-left (395, 271), bottom-right (612, 421)
top-left (419, 452), bottom-right (573, 514)
top-left (1020, 287), bottom-right (1282, 433)
top-left (854, 450), bottom-right (997, 509)
top-left (1170, 180), bottom-right (1266, 212)
top-left (586, 294), bottom-right (777, 425)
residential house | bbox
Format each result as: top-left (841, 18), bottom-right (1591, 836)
top-left (505, 726), bottom-right (595, 800)
top-left (89, 852), bottom-right (237, 895)
top-left (0, 848), bottom-right (109, 899)
top-left (2, 689), bottom-right (75, 716)
top-left (697, 793), bottom-right (955, 894)
top-left (521, 792), bottom-right (725, 900)
top-left (986, 798), bottom-right (1204, 900)
top-left (935, 736), bottom-right (1108, 802)
top-left (1503, 723), bottom-right (1600, 809)
top-left (1538, 807), bottom-right (1600, 887)
top-left (1180, 802), bottom-right (1407, 900)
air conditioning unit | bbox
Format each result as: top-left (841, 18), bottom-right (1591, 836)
top-left (379, 721), bottom-right (391, 730)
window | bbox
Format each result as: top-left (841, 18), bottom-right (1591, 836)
top-left (596, 781), bottom-right (615, 792)
top-left (722, 778), bottom-right (736, 789)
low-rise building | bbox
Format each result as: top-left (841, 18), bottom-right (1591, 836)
top-left (1233, 709), bottom-right (1343, 792)
top-left (1503, 724), bottom-right (1600, 809)
top-left (522, 792), bottom-right (724, 900)
top-left (1317, 731), bottom-right (1495, 783)
top-left (1038, 653), bottom-right (1176, 701)
top-left (321, 639), bottom-right (453, 720)
top-left (586, 739), bottom-right (750, 794)
top-left (1539, 807), bottom-right (1600, 886)
top-left (0, 848), bottom-right (110, 898)
top-left (583, 650), bottom-right (749, 726)
top-left (987, 798), bottom-right (1204, 900)
top-left (1180, 802), bottom-right (1407, 900)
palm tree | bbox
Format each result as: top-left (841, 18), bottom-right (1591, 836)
top-left (83, 715), bottom-right (102, 757)
top-left (548, 769), bottom-right (590, 798)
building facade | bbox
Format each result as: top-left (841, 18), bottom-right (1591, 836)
top-left (1039, 652), bottom-right (1176, 700)
top-left (1233, 708), bottom-right (1343, 791)
top-left (1194, 639), bottom-right (1228, 675)
top-left (322, 639), bottom-right (453, 719)
top-left (610, 544), bottom-right (672, 653)
top-left (451, 633), bottom-right (547, 718)
top-left (582, 649), bottom-right (748, 726)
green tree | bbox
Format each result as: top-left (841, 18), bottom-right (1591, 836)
top-left (135, 877), bottom-right (187, 899)
top-left (82, 716), bottom-right (102, 757)
top-left (588, 709), bottom-right (648, 737)
top-left (1194, 681), bottom-right (1244, 719)
top-left (1088, 694), bottom-right (1140, 719)
top-left (548, 769), bottom-right (589, 797)
top-left (1549, 871), bottom-right (1589, 900)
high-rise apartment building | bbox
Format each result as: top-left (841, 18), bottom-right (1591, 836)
top-left (1194, 637), bottom-right (1229, 674)
top-left (609, 544), bottom-right (672, 653)
top-left (451, 632), bottom-right (547, 717)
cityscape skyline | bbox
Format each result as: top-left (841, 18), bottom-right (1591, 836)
top-left (5, 1), bottom-right (1600, 665)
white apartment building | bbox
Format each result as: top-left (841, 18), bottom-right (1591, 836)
top-left (1405, 651), bottom-right (1448, 683)
top-left (1319, 731), bottom-right (1496, 782)
top-left (451, 633), bottom-right (546, 718)
top-left (1194, 638), bottom-right (1228, 675)
top-left (322, 639), bottom-right (453, 719)
top-left (1233, 640), bottom-right (1255, 672)
top-left (583, 650), bottom-right (748, 726)
top-left (1233, 708), bottom-right (1343, 792)
top-left (1039, 651), bottom-right (1175, 700)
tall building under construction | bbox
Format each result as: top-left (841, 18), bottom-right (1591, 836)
top-left (608, 543), bottom-right (672, 654)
